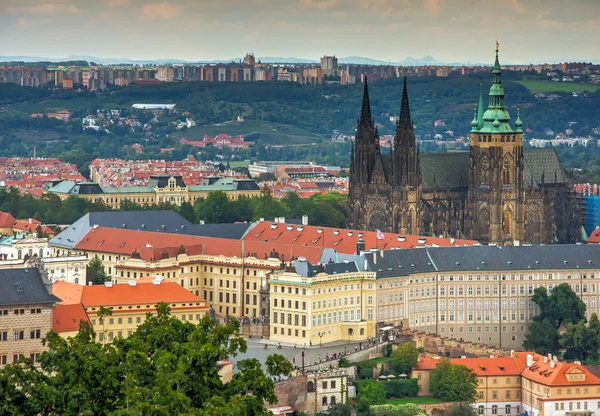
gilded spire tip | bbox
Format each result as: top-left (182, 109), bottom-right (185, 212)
top-left (495, 40), bottom-right (499, 54)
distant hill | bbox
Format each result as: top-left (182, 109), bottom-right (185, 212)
top-left (170, 119), bottom-right (323, 146)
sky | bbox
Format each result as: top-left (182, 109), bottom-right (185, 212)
top-left (0, 0), bottom-right (599, 64)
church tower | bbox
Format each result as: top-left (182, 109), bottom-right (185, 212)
top-left (467, 43), bottom-right (525, 244)
top-left (392, 77), bottom-right (421, 234)
top-left (348, 77), bottom-right (394, 232)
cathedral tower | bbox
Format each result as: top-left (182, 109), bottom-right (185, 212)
top-left (467, 43), bottom-right (525, 244)
top-left (392, 77), bottom-right (422, 234)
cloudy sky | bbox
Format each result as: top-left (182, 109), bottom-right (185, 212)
top-left (0, 0), bottom-right (598, 63)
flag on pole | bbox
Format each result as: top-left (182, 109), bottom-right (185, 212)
top-left (376, 229), bottom-right (384, 240)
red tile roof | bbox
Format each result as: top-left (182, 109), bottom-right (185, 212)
top-left (0, 212), bottom-right (15, 228)
top-left (75, 227), bottom-right (325, 263)
top-left (416, 352), bottom-right (600, 387)
top-left (588, 228), bottom-right (600, 244)
top-left (52, 303), bottom-right (90, 333)
top-left (242, 221), bottom-right (477, 255)
top-left (80, 281), bottom-right (207, 307)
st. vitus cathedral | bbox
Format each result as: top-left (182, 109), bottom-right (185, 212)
top-left (348, 45), bottom-right (580, 245)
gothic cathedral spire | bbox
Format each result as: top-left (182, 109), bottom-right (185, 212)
top-left (398, 76), bottom-right (411, 129)
top-left (359, 76), bottom-right (372, 130)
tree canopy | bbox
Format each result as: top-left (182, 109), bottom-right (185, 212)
top-left (390, 342), bottom-right (419, 375)
top-left (523, 283), bottom-right (586, 355)
top-left (429, 359), bottom-right (478, 403)
top-left (357, 379), bottom-right (387, 405)
top-left (0, 303), bottom-right (290, 415)
top-left (86, 257), bottom-right (109, 285)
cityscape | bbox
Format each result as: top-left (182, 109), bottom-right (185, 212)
top-left (1, 1), bottom-right (600, 415)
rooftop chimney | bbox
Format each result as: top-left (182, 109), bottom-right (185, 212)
top-left (302, 215), bottom-right (308, 226)
top-left (104, 281), bottom-right (113, 288)
top-left (356, 238), bottom-right (366, 254)
top-left (550, 360), bottom-right (555, 368)
top-left (526, 354), bottom-right (534, 367)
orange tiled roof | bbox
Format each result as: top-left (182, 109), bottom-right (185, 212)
top-left (52, 303), bottom-right (90, 333)
top-left (52, 281), bottom-right (84, 305)
top-left (416, 352), bottom-right (600, 387)
top-left (80, 281), bottom-right (207, 307)
top-left (242, 221), bottom-right (477, 255)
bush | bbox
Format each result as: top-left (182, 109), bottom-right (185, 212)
top-left (339, 357), bottom-right (350, 367)
top-left (355, 379), bottom-right (419, 399)
top-left (385, 343), bottom-right (394, 357)
top-left (360, 367), bottom-right (374, 379)
top-left (371, 404), bottom-right (425, 416)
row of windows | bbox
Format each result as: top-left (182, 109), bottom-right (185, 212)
top-left (311, 309), bottom-right (365, 326)
top-left (272, 312), bottom-right (307, 326)
top-left (477, 389), bottom-right (518, 399)
top-left (0, 329), bottom-right (41, 341)
top-left (0, 353), bottom-right (40, 366)
top-left (0, 308), bottom-right (42, 316)
top-left (273, 299), bottom-right (307, 310)
top-left (477, 404), bottom-right (517, 415)
top-left (272, 327), bottom-right (306, 338)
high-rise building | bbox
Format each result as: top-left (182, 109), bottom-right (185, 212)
top-left (320, 56), bottom-right (338, 76)
top-left (244, 53), bottom-right (256, 66)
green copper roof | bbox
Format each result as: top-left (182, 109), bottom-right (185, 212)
top-left (472, 43), bottom-right (521, 135)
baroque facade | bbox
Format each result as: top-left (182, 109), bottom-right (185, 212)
top-left (348, 45), bottom-right (580, 244)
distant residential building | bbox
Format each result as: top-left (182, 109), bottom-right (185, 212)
top-left (62, 78), bottom-right (73, 89)
top-left (45, 174), bottom-right (261, 209)
top-left (244, 53), bottom-right (256, 66)
top-left (180, 134), bottom-right (254, 150)
top-left (0, 268), bottom-right (60, 368)
top-left (320, 56), bottom-right (338, 76)
top-left (156, 66), bottom-right (175, 82)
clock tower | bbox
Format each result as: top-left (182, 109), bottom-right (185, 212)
top-left (467, 43), bottom-right (525, 244)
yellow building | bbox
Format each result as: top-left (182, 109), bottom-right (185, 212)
top-left (45, 174), bottom-right (261, 209)
top-left (413, 352), bottom-right (600, 416)
top-left (52, 279), bottom-right (208, 342)
top-left (268, 259), bottom-right (377, 346)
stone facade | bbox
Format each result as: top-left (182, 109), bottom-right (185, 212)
top-left (0, 303), bottom-right (53, 367)
top-left (348, 47), bottom-right (580, 245)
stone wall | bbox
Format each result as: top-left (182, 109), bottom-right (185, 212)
top-left (274, 375), bottom-right (309, 413)
top-left (303, 343), bottom-right (387, 372)
top-left (405, 330), bottom-right (511, 358)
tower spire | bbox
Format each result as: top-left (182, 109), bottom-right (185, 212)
top-left (488, 41), bottom-right (505, 110)
top-left (359, 76), bottom-right (372, 125)
top-left (477, 80), bottom-right (484, 127)
top-left (398, 76), bottom-right (411, 129)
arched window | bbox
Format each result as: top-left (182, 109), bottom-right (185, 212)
top-left (505, 404), bottom-right (511, 414)
top-left (503, 210), bottom-right (511, 235)
top-left (307, 381), bottom-right (315, 392)
top-left (39, 248), bottom-right (43, 258)
top-left (17, 250), bottom-right (22, 260)
top-left (74, 278), bottom-right (79, 284)
top-left (492, 405), bottom-right (498, 415)
top-left (330, 395), bottom-right (336, 405)
top-left (478, 405), bottom-right (484, 415)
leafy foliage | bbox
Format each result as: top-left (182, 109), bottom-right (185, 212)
top-left (326, 403), bottom-right (354, 416)
top-left (370, 404), bottom-right (425, 416)
top-left (444, 403), bottom-right (479, 416)
top-left (430, 359), bottom-right (478, 403)
top-left (560, 313), bottom-right (600, 362)
top-left (357, 379), bottom-right (387, 405)
top-left (523, 283), bottom-right (586, 355)
top-left (390, 343), bottom-right (419, 375)
top-left (0, 303), bottom-right (286, 415)
top-left (86, 257), bottom-right (109, 285)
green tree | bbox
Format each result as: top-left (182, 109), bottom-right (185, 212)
top-left (178, 201), bottom-right (196, 223)
top-left (390, 342), bottom-right (419, 375)
top-left (86, 257), bottom-right (108, 285)
top-left (371, 403), bottom-right (425, 416)
top-left (265, 354), bottom-right (293, 377)
top-left (357, 397), bottom-right (375, 416)
top-left (523, 283), bottom-right (586, 355)
top-left (357, 379), bottom-right (386, 405)
top-left (444, 403), bottom-right (478, 416)
top-left (560, 313), bottom-right (600, 361)
top-left (252, 186), bottom-right (289, 221)
top-left (429, 361), bottom-right (477, 403)
top-left (0, 303), bottom-right (281, 415)
top-left (327, 403), bottom-right (354, 416)
top-left (195, 190), bottom-right (234, 223)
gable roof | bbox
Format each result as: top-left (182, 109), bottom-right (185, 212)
top-left (0, 212), bottom-right (16, 228)
top-left (589, 228), bottom-right (600, 244)
top-left (80, 281), bottom-right (207, 307)
top-left (52, 303), bottom-right (90, 333)
top-left (52, 281), bottom-right (84, 305)
top-left (50, 210), bottom-right (254, 249)
top-left (242, 221), bottom-right (476, 256)
top-left (523, 148), bottom-right (569, 186)
top-left (0, 268), bottom-right (60, 306)
top-left (416, 352), bottom-right (600, 387)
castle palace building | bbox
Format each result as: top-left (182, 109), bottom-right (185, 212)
top-left (348, 45), bottom-right (580, 245)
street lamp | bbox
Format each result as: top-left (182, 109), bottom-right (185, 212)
top-left (318, 331), bottom-right (324, 347)
top-left (302, 349), bottom-right (305, 371)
